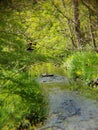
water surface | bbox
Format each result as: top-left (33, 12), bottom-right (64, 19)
top-left (38, 77), bottom-right (98, 130)
top-left (35, 63), bottom-right (98, 130)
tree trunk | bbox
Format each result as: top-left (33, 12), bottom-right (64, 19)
top-left (72, 0), bottom-right (82, 49)
top-left (95, 0), bottom-right (98, 24)
top-left (88, 0), bottom-right (97, 50)
top-left (67, 20), bottom-right (76, 49)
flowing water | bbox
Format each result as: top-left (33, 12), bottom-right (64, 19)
top-left (35, 63), bottom-right (98, 130)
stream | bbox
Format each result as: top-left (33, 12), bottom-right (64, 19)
top-left (33, 63), bottom-right (98, 130)
top-left (37, 74), bottom-right (98, 130)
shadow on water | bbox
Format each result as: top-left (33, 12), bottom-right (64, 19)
top-left (34, 63), bottom-right (98, 130)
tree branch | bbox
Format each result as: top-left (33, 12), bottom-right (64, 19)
top-left (81, 0), bottom-right (98, 15)
top-left (51, 0), bottom-right (76, 25)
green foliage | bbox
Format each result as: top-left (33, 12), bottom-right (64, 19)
top-left (0, 1), bottom-right (48, 129)
top-left (0, 0), bottom-right (98, 128)
top-left (0, 72), bottom-right (47, 129)
top-left (64, 51), bottom-right (98, 83)
top-left (0, 54), bottom-right (47, 129)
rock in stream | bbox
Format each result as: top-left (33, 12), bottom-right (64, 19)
top-left (38, 74), bottom-right (69, 83)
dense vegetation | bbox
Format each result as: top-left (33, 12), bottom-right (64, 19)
top-left (0, 0), bottom-right (98, 129)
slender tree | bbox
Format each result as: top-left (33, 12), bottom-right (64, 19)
top-left (81, 0), bottom-right (98, 51)
top-left (52, 0), bottom-right (77, 49)
top-left (72, 0), bottom-right (82, 49)
top-left (87, 0), bottom-right (97, 51)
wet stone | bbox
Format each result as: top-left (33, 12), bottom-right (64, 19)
top-left (38, 74), bottom-right (69, 83)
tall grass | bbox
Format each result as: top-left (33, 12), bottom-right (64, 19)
top-left (64, 51), bottom-right (98, 84)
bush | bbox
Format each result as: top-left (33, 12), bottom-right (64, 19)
top-left (0, 71), bottom-right (47, 129)
top-left (64, 51), bottom-right (98, 84)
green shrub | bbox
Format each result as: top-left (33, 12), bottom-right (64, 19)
top-left (64, 51), bottom-right (98, 84)
top-left (0, 71), bottom-right (47, 129)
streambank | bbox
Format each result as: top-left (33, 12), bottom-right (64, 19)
top-left (38, 75), bottom-right (98, 130)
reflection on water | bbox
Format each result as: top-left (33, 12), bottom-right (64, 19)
top-left (39, 83), bottom-right (98, 130)
top-left (33, 63), bottom-right (98, 130)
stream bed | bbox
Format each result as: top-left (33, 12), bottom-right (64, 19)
top-left (37, 74), bottom-right (98, 130)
